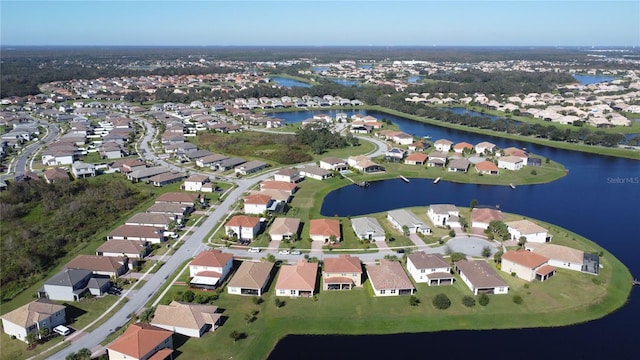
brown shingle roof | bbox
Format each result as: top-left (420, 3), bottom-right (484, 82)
top-left (366, 259), bottom-right (414, 291)
top-left (455, 260), bottom-right (508, 288)
top-left (269, 217), bottom-right (301, 236)
top-left (151, 301), bottom-right (220, 332)
top-left (65, 255), bottom-right (126, 273)
top-left (407, 252), bottom-right (449, 270)
top-left (1, 299), bottom-right (65, 328)
top-left (502, 250), bottom-right (549, 269)
top-left (260, 180), bottom-right (297, 192)
top-left (227, 261), bottom-right (274, 289)
top-left (109, 224), bottom-right (163, 239)
top-left (97, 239), bottom-right (147, 255)
top-left (155, 192), bottom-right (199, 204)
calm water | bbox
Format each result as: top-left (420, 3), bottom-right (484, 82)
top-left (448, 106), bottom-right (518, 122)
top-left (330, 78), bottom-right (360, 87)
top-left (573, 74), bottom-right (616, 85)
top-left (268, 110), bottom-right (640, 360)
top-left (270, 77), bottom-right (312, 88)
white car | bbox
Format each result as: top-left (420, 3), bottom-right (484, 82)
top-left (278, 250), bottom-right (290, 255)
top-left (290, 250), bottom-right (301, 255)
top-left (248, 247), bottom-right (261, 253)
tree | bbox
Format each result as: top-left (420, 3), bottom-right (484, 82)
top-left (274, 298), bottom-right (285, 308)
top-left (513, 294), bottom-right (524, 304)
top-left (485, 220), bottom-right (509, 241)
top-left (76, 348), bottom-right (92, 360)
top-left (481, 246), bottom-right (492, 258)
top-left (181, 290), bottom-right (195, 303)
top-left (402, 225), bottom-right (410, 236)
top-left (230, 330), bottom-right (244, 343)
top-left (432, 293), bottom-right (451, 310)
top-left (26, 332), bottom-right (37, 348)
top-left (470, 199), bottom-right (478, 210)
top-left (450, 252), bottom-right (466, 263)
top-left (478, 293), bottom-right (490, 306)
top-left (462, 295), bottom-right (476, 307)
top-left (518, 236), bottom-right (527, 248)
top-left (493, 249), bottom-right (504, 264)
top-left (38, 326), bottom-right (50, 340)
top-left (409, 295), bottom-right (420, 306)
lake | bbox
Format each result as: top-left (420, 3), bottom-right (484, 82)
top-left (270, 77), bottom-right (312, 88)
top-left (267, 110), bottom-right (640, 359)
top-left (573, 74), bottom-right (616, 85)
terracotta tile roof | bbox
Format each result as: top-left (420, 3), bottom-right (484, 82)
top-left (151, 301), bottom-right (220, 334)
top-left (1, 299), bottom-right (65, 328)
top-left (471, 208), bottom-right (503, 224)
top-left (407, 252), bottom-right (449, 270)
top-left (475, 161), bottom-right (499, 172)
top-left (454, 142), bottom-right (474, 150)
top-left (434, 139), bottom-right (453, 145)
top-left (107, 323), bottom-right (173, 359)
top-left (260, 180), bottom-right (297, 192)
top-left (405, 152), bottom-right (428, 162)
top-left (244, 193), bottom-right (272, 205)
top-left (227, 261), bottom-right (274, 289)
top-left (535, 264), bottom-right (557, 276)
top-left (275, 260), bottom-right (318, 292)
top-left (190, 249), bottom-right (233, 267)
top-left (309, 219), bottom-right (341, 238)
top-left (323, 255), bottom-right (362, 274)
top-left (455, 260), bottom-right (508, 288)
top-left (225, 215), bottom-right (260, 228)
top-left (502, 250), bottom-right (549, 269)
top-left (366, 260), bottom-right (414, 291)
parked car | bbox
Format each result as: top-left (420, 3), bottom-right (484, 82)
top-left (396, 248), bottom-right (405, 254)
top-left (290, 250), bottom-right (301, 255)
top-left (248, 247), bottom-right (261, 253)
top-left (53, 325), bottom-right (71, 336)
top-left (278, 250), bottom-right (290, 255)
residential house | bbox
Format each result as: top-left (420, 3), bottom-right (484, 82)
top-left (106, 323), bottom-right (173, 360)
top-left (155, 192), bottom-right (199, 206)
top-left (427, 204), bottom-right (460, 228)
top-left (408, 140), bottom-right (429, 152)
top-left (299, 165), bottom-right (333, 180)
top-left (224, 215), bottom-right (261, 241)
top-left (475, 141), bottom-right (496, 155)
top-left (350, 216), bottom-right (386, 242)
top-left (189, 249), bottom-right (234, 290)
top-left (148, 172), bottom-right (185, 187)
top-left (108, 224), bottom-right (165, 244)
top-left (99, 142), bottom-right (125, 159)
top-left (275, 260), bottom-right (318, 297)
top-left (322, 255), bottom-right (363, 290)
top-left (455, 260), bottom-right (509, 295)
top-left (427, 151), bottom-right (448, 167)
top-left (404, 152), bottom-right (428, 165)
top-left (195, 154), bottom-right (229, 168)
top-left (475, 160), bottom-right (500, 175)
top-left (65, 255), bottom-right (129, 278)
top-left (434, 139), bottom-right (453, 152)
top-left (234, 160), bottom-right (268, 175)
top-left (347, 155), bottom-right (384, 173)
top-left (71, 161), bottom-right (96, 178)
top-left (181, 174), bottom-right (210, 192)
top-left (366, 259), bottom-right (416, 296)
top-left (40, 268), bottom-right (110, 301)
top-left (268, 217), bottom-right (301, 241)
top-left (501, 250), bottom-right (555, 282)
top-left (309, 218), bottom-right (341, 243)
top-left (151, 301), bottom-right (221, 338)
top-left (387, 209), bottom-right (431, 235)
top-left (125, 213), bottom-right (176, 229)
top-left (227, 260), bottom-right (275, 296)
top-left (502, 147), bottom-right (529, 165)
top-left (215, 157), bottom-right (246, 171)
top-left (498, 156), bottom-right (524, 171)
top-left (126, 166), bottom-right (171, 183)
top-left (43, 167), bottom-right (70, 183)
top-left (453, 142), bottom-right (474, 154)
top-left (1, 299), bottom-right (66, 343)
top-left (273, 168), bottom-right (302, 183)
top-left (506, 219), bottom-right (551, 243)
top-left (146, 202), bottom-right (189, 218)
top-left (525, 243), bottom-right (598, 274)
top-left (471, 208), bottom-right (503, 229)
top-left (385, 148), bottom-right (406, 162)
top-left (447, 158), bottom-right (470, 173)
top-left (243, 193), bottom-right (274, 215)
top-left (260, 180), bottom-right (297, 195)
top-left (96, 239), bottom-right (149, 259)
top-left (319, 157), bottom-right (348, 172)
top-left (406, 252), bottom-right (454, 285)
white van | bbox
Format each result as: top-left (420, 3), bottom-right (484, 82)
top-left (53, 325), bottom-right (71, 336)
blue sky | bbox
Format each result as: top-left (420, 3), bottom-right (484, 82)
top-left (1, 1), bottom-right (638, 46)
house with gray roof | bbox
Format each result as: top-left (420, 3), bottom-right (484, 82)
top-left (387, 209), bottom-right (431, 235)
top-left (455, 260), bottom-right (508, 295)
top-left (351, 217), bottom-right (386, 242)
top-left (71, 161), bottom-right (96, 178)
top-left (126, 166), bottom-right (171, 182)
top-left (407, 252), bottom-right (454, 285)
top-left (235, 160), bottom-right (268, 175)
top-left (215, 157), bottom-right (246, 171)
top-left (39, 268), bottom-right (110, 301)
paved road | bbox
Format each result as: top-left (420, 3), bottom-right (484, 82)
top-left (8, 119), bottom-right (59, 175)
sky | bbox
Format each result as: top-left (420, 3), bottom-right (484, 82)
top-left (1, 1), bottom-right (639, 47)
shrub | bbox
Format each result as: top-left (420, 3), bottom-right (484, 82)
top-left (409, 295), bottom-right (420, 306)
top-left (462, 295), bottom-right (476, 307)
top-left (478, 293), bottom-right (490, 306)
top-left (513, 294), bottom-right (524, 304)
top-left (523, 283), bottom-right (530, 289)
top-left (432, 293), bottom-right (451, 310)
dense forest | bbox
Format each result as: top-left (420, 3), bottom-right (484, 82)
top-left (0, 178), bottom-right (153, 300)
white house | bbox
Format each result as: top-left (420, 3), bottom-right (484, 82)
top-left (71, 161), bottom-right (96, 178)
top-left (350, 217), bottom-right (386, 242)
top-left (475, 141), bottom-right (496, 155)
top-left (275, 260), bottom-right (318, 297)
top-left (189, 249), bottom-right (234, 289)
top-left (268, 217), bottom-right (301, 241)
top-left (227, 261), bottom-right (275, 296)
top-left (182, 174), bottom-right (210, 192)
top-left (501, 250), bottom-right (555, 282)
top-left (506, 219), bottom-right (550, 243)
top-left (427, 204), bottom-right (460, 228)
top-left (434, 139), bottom-right (453, 152)
top-left (455, 260), bottom-right (509, 295)
top-left (524, 243), bottom-right (587, 273)
top-left (406, 252), bottom-right (454, 285)
top-left (498, 156), bottom-right (524, 170)
top-left (387, 209), bottom-right (431, 235)
top-left (319, 157), bottom-right (348, 172)
top-left (366, 260), bottom-right (415, 296)
top-left (243, 193), bottom-right (274, 215)
top-left (224, 215), bottom-right (261, 241)
top-left (273, 168), bottom-right (302, 183)
top-left (1, 299), bottom-right (66, 343)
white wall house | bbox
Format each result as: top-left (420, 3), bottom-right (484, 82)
top-left (498, 156), bottom-right (524, 170)
top-left (455, 260), bottom-right (509, 295)
top-left (1, 299), bottom-right (66, 343)
top-left (427, 204), bottom-right (460, 227)
top-left (387, 209), bottom-right (431, 235)
top-left (506, 220), bottom-right (550, 243)
top-left (351, 217), bottom-right (386, 242)
top-left (406, 253), bottom-right (453, 285)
